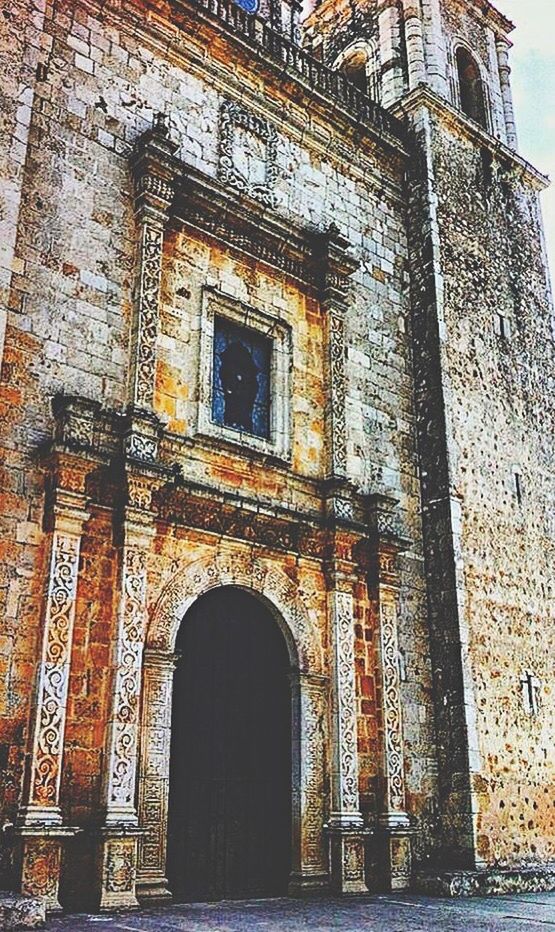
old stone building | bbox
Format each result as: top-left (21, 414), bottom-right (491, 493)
top-left (0, 0), bottom-right (554, 914)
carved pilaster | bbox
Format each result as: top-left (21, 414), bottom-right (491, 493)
top-left (314, 225), bottom-right (359, 483)
top-left (326, 579), bottom-right (368, 894)
top-left (289, 672), bottom-right (329, 894)
top-left (97, 481), bottom-right (156, 909)
top-left (129, 113), bottom-right (181, 411)
top-left (15, 472), bottom-right (89, 909)
top-left (136, 649), bottom-right (178, 904)
top-left (367, 493), bottom-right (413, 891)
top-left (378, 0), bottom-right (406, 108)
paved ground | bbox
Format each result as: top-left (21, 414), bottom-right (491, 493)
top-left (47, 894), bottom-right (555, 931)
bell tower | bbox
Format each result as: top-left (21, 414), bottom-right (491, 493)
top-left (305, 0), bottom-right (555, 886)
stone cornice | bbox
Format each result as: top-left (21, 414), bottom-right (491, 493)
top-left (394, 86), bottom-right (550, 192)
top-left (175, 164), bottom-right (360, 295)
top-left (449, 0), bottom-right (514, 39)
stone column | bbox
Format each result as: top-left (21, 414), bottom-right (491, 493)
top-left (136, 649), bottom-right (177, 903)
top-left (128, 113), bottom-right (181, 413)
top-left (96, 476), bottom-right (156, 910)
top-left (289, 673), bottom-right (329, 894)
top-left (401, 0), bottom-right (426, 91)
top-left (378, 0), bottom-right (406, 108)
top-left (367, 494), bottom-right (413, 891)
top-left (496, 38), bottom-right (518, 150)
top-left (15, 476), bottom-right (89, 910)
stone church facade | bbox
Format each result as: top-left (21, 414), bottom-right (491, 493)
top-left (0, 0), bottom-right (554, 913)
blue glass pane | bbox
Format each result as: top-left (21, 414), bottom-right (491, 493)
top-left (212, 316), bottom-right (271, 440)
top-left (234, 0), bottom-right (259, 12)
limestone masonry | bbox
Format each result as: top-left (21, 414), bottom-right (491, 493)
top-left (0, 0), bottom-right (553, 913)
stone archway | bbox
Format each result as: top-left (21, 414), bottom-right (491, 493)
top-left (135, 549), bottom-right (329, 901)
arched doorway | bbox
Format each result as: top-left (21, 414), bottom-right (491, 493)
top-left (166, 586), bottom-right (292, 901)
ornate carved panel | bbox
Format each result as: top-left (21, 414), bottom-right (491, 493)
top-left (23, 497), bottom-right (89, 824)
top-left (103, 530), bottom-right (154, 824)
top-left (329, 590), bottom-right (362, 819)
top-left (219, 100), bottom-right (278, 207)
top-left (379, 598), bottom-right (406, 813)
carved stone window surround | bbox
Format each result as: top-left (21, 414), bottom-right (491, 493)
top-left (197, 287), bottom-right (292, 462)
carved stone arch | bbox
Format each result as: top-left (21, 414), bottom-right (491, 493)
top-left (451, 39), bottom-right (491, 131)
top-left (136, 548), bottom-right (329, 901)
top-left (147, 549), bottom-right (324, 674)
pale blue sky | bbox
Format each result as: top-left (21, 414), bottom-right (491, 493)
top-left (495, 0), bottom-right (555, 286)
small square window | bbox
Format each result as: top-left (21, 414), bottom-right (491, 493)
top-left (197, 288), bottom-right (291, 462)
top-left (212, 316), bottom-right (271, 440)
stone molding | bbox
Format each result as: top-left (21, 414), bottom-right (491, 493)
top-left (196, 287), bottom-right (292, 462)
top-left (148, 548), bottom-right (324, 674)
top-left (177, 162), bottom-right (359, 297)
top-left (394, 86), bottom-right (548, 191)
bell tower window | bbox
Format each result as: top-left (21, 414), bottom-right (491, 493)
top-left (456, 46), bottom-right (488, 130)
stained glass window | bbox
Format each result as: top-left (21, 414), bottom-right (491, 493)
top-left (212, 316), bottom-right (271, 440)
top-left (233, 0), bottom-right (259, 13)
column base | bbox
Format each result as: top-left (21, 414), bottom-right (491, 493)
top-left (96, 825), bottom-right (143, 911)
top-left (371, 823), bottom-right (415, 892)
top-left (13, 825), bottom-right (79, 913)
top-left (288, 869), bottom-right (329, 896)
top-left (326, 825), bottom-right (370, 895)
top-left (136, 877), bottom-right (173, 904)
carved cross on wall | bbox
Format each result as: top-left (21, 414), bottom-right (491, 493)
top-left (521, 670), bottom-right (541, 716)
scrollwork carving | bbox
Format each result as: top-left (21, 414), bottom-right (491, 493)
top-left (219, 99), bottom-right (278, 208)
top-left (331, 591), bottom-right (360, 815)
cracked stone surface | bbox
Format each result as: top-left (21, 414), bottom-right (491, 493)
top-left (46, 894), bottom-right (555, 931)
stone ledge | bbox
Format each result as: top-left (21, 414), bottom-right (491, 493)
top-left (0, 893), bottom-right (46, 930)
top-left (416, 866), bottom-right (555, 898)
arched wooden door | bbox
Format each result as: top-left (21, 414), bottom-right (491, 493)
top-left (167, 586), bottom-right (292, 901)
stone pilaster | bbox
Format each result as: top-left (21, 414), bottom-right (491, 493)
top-left (496, 39), bottom-right (518, 151)
top-left (289, 672), bottom-right (329, 894)
top-left (97, 476), bottom-right (156, 910)
top-left (378, 0), bottom-right (406, 108)
top-left (325, 542), bottom-right (368, 894)
top-left (314, 223), bottom-right (358, 484)
top-left (15, 469), bottom-right (90, 910)
top-left (367, 494), bottom-right (413, 891)
top-left (136, 649), bottom-right (177, 904)
top-left (129, 113), bottom-right (181, 411)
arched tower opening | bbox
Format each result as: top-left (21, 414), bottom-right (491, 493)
top-left (333, 41), bottom-right (380, 101)
top-left (456, 46), bottom-right (488, 129)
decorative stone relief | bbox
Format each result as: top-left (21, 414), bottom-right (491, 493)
top-left (102, 527), bottom-right (154, 824)
top-left (148, 549), bottom-right (323, 674)
top-left (298, 678), bottom-right (328, 880)
top-left (218, 99), bottom-right (278, 207)
top-left (19, 837), bottom-right (61, 906)
top-left (329, 591), bottom-right (362, 820)
top-left (379, 598), bottom-right (406, 814)
top-left (136, 650), bottom-right (176, 900)
top-left (22, 494), bottom-right (89, 825)
top-left (129, 115), bottom-right (181, 412)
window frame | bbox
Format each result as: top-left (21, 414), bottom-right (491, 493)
top-left (197, 287), bottom-right (292, 461)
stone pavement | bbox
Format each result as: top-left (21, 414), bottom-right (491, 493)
top-left (46, 894), bottom-right (555, 931)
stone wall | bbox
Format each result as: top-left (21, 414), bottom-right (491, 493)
top-left (431, 113), bottom-right (555, 867)
top-left (0, 0), bottom-right (440, 901)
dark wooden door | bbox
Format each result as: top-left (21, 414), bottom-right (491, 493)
top-left (167, 587), bottom-right (291, 901)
